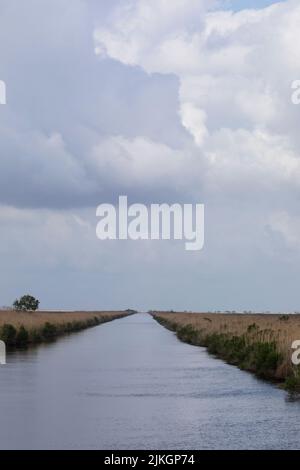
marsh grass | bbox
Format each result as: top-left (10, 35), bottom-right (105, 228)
top-left (0, 311), bottom-right (129, 348)
top-left (153, 312), bottom-right (300, 390)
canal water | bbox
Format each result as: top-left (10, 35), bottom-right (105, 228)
top-left (0, 313), bottom-right (299, 449)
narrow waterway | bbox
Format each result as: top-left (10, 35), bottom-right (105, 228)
top-left (0, 313), bottom-right (299, 449)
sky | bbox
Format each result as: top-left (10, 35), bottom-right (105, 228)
top-left (228, 0), bottom-right (281, 9)
top-left (1, 0), bottom-right (300, 313)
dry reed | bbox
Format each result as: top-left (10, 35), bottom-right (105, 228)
top-left (153, 312), bottom-right (300, 384)
top-left (0, 310), bottom-right (129, 347)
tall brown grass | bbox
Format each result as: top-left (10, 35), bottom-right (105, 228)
top-left (0, 310), bottom-right (129, 347)
top-left (0, 310), bottom-right (126, 329)
top-left (153, 312), bottom-right (300, 385)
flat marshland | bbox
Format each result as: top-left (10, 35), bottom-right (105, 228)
top-left (153, 312), bottom-right (300, 391)
top-left (0, 310), bottom-right (130, 348)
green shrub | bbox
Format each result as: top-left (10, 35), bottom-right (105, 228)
top-left (206, 333), bottom-right (225, 355)
top-left (285, 374), bottom-right (300, 392)
top-left (205, 334), bottom-right (249, 364)
top-left (42, 322), bottom-right (57, 340)
top-left (1, 324), bottom-right (17, 346)
top-left (30, 329), bottom-right (42, 343)
top-left (250, 342), bottom-right (280, 377)
top-left (177, 324), bottom-right (200, 345)
top-left (16, 326), bottom-right (29, 346)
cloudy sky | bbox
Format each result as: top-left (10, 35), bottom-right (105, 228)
top-left (0, 0), bottom-right (299, 312)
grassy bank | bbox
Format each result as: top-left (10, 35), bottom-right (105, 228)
top-left (0, 310), bottom-right (131, 348)
top-left (152, 312), bottom-right (300, 392)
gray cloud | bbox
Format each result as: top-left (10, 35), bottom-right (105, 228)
top-left (0, 0), bottom-right (188, 209)
top-left (0, 0), bottom-right (299, 312)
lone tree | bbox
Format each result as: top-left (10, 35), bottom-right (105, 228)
top-left (13, 295), bottom-right (40, 312)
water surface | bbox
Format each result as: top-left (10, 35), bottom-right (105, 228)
top-left (0, 313), bottom-right (299, 449)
